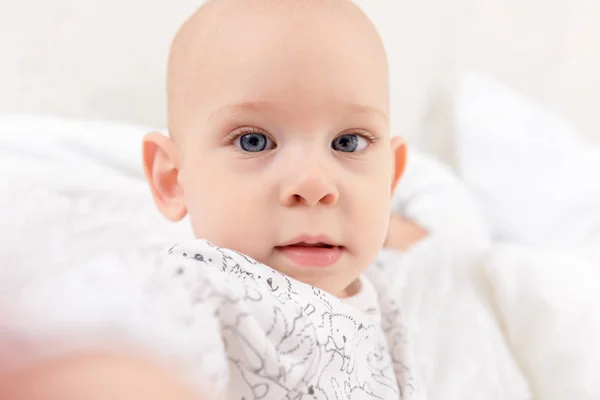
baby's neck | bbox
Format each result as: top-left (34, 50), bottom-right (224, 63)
top-left (338, 279), bottom-right (362, 298)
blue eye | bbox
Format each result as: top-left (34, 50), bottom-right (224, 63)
top-left (331, 134), bottom-right (369, 153)
top-left (234, 133), bottom-right (275, 153)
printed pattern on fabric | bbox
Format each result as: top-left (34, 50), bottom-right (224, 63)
top-left (154, 240), bottom-right (414, 400)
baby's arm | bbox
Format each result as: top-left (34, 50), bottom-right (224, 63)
top-left (384, 213), bottom-right (429, 252)
top-left (0, 252), bottom-right (226, 399)
top-left (386, 146), bottom-right (491, 253)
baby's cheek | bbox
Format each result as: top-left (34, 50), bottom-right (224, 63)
top-left (355, 194), bottom-right (390, 245)
top-left (188, 198), bottom-right (236, 242)
top-left (187, 191), bottom-right (270, 255)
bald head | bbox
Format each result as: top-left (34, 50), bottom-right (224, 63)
top-left (166, 0), bottom-right (388, 139)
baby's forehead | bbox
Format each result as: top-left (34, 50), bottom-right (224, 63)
top-left (167, 0), bottom-right (388, 138)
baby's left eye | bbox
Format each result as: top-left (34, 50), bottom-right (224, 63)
top-left (331, 134), bottom-right (369, 153)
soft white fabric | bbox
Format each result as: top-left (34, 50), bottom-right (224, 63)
top-left (392, 147), bottom-right (491, 255)
top-left (454, 75), bottom-right (600, 398)
top-left (2, 238), bottom-right (417, 399)
top-left (0, 174), bottom-right (534, 400)
top-left (0, 113), bottom-right (191, 265)
top-left (485, 243), bottom-right (600, 400)
top-left (388, 150), bottom-right (532, 399)
top-left (389, 147), bottom-right (529, 399)
top-left (0, 114), bottom-right (531, 399)
top-left (0, 242), bottom-right (225, 395)
top-left (157, 241), bottom-right (416, 399)
top-left (455, 73), bottom-right (600, 247)
top-left (343, 276), bottom-right (378, 312)
top-left (0, 113), bottom-right (150, 182)
top-left (377, 245), bottom-right (532, 400)
top-left (3, 114), bottom-right (599, 400)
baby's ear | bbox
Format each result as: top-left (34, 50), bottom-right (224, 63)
top-left (142, 132), bottom-right (187, 221)
top-left (390, 136), bottom-right (407, 194)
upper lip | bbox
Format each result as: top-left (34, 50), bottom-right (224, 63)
top-left (278, 234), bottom-right (340, 248)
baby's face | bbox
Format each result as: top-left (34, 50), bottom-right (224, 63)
top-left (146, 0), bottom-right (405, 297)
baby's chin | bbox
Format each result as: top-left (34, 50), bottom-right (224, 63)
top-left (266, 253), bottom-right (364, 298)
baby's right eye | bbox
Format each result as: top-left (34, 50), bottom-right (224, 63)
top-left (234, 133), bottom-right (276, 153)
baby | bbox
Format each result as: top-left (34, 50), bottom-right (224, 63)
top-left (0, 0), bottom-right (419, 399)
top-left (140, 0), bottom-right (416, 398)
top-left (144, 0), bottom-right (406, 297)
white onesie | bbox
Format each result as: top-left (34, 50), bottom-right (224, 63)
top-left (152, 240), bottom-right (416, 399)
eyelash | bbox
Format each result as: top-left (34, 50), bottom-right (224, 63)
top-left (225, 127), bottom-right (275, 146)
top-left (225, 127), bottom-right (379, 147)
top-left (338, 130), bottom-right (379, 145)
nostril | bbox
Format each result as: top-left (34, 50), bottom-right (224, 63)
top-left (267, 278), bottom-right (273, 286)
top-left (343, 335), bottom-right (347, 343)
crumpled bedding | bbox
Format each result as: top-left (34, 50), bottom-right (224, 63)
top-left (1, 114), bottom-right (599, 399)
top-left (0, 173), bottom-right (530, 400)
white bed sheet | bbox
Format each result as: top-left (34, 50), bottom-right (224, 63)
top-left (0, 172), bottom-right (532, 400)
top-left (1, 112), bottom-right (599, 399)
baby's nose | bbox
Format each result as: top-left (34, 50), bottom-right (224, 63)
top-left (267, 278), bottom-right (273, 287)
top-left (279, 169), bottom-right (339, 208)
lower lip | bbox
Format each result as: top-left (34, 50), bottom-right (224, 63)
top-left (276, 246), bottom-right (343, 268)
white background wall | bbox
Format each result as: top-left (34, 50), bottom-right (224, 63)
top-left (0, 0), bottom-right (598, 145)
top-left (457, 0), bottom-right (600, 144)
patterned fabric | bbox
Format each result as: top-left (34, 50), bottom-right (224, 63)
top-left (153, 240), bottom-right (415, 399)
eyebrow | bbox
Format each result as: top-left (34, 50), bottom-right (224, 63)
top-left (208, 101), bottom-right (280, 121)
top-left (208, 101), bottom-right (388, 123)
top-left (344, 103), bottom-right (388, 124)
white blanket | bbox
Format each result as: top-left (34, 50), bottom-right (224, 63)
top-left (0, 175), bottom-right (530, 400)
top-left (391, 145), bottom-right (600, 399)
top-left (1, 114), bottom-right (599, 399)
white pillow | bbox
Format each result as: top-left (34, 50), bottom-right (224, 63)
top-left (455, 73), bottom-right (600, 246)
top-left (0, 113), bottom-right (150, 181)
top-left (0, 114), bottom-right (191, 269)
